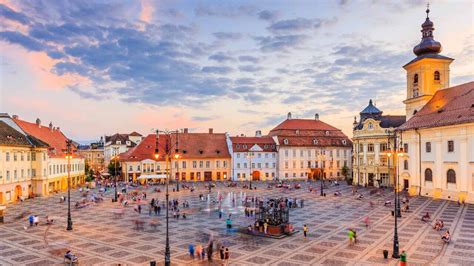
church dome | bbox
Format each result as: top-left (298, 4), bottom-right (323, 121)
top-left (413, 6), bottom-right (442, 56)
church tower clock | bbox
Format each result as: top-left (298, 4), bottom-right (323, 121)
top-left (403, 6), bottom-right (454, 120)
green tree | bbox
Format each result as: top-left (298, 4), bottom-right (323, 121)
top-left (341, 166), bottom-right (351, 184)
top-left (108, 160), bottom-right (121, 177)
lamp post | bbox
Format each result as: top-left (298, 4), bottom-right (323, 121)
top-left (174, 154), bottom-right (180, 192)
top-left (247, 152), bottom-right (254, 189)
top-left (113, 147), bottom-right (118, 202)
top-left (319, 148), bottom-right (325, 196)
top-left (154, 129), bottom-right (179, 266)
top-left (65, 139), bottom-right (73, 231)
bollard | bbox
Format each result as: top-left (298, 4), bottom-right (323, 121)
top-left (383, 250), bottom-right (388, 259)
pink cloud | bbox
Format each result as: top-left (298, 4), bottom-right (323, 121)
top-left (140, 0), bottom-right (155, 23)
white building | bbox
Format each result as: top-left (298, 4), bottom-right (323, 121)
top-left (269, 113), bottom-right (352, 180)
top-left (397, 8), bottom-right (474, 203)
top-left (104, 132), bottom-right (142, 166)
top-left (229, 132), bottom-right (277, 181)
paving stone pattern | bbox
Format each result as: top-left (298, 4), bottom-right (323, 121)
top-left (0, 182), bottom-right (473, 265)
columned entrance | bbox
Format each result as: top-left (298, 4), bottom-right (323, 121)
top-left (368, 173), bottom-right (375, 187)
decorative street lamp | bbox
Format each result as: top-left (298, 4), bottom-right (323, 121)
top-left (154, 129), bottom-right (179, 266)
top-left (65, 139), bottom-right (73, 231)
top-left (174, 154), bottom-right (180, 192)
top-left (113, 147), bottom-right (119, 202)
top-left (319, 149), bottom-right (326, 196)
top-left (247, 152), bottom-right (254, 189)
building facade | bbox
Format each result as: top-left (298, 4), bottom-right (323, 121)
top-left (104, 132), bottom-right (142, 166)
top-left (229, 132), bottom-right (277, 181)
top-left (12, 116), bottom-right (85, 196)
top-left (269, 113), bottom-right (352, 180)
top-left (77, 137), bottom-right (105, 173)
top-left (352, 100), bottom-right (406, 187)
top-left (120, 129), bottom-right (231, 182)
top-left (0, 114), bottom-right (49, 205)
top-left (397, 8), bottom-right (474, 203)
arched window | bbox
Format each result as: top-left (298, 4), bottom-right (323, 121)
top-left (368, 122), bottom-right (373, 129)
top-left (403, 160), bottom-right (408, 170)
top-left (283, 139), bottom-right (289, 145)
top-left (414, 74), bottom-right (418, 84)
top-left (424, 168), bottom-right (433, 182)
top-left (434, 71), bottom-right (440, 81)
top-left (313, 139), bottom-right (318, 145)
top-left (447, 169), bottom-right (456, 183)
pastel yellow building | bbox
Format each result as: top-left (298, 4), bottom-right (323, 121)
top-left (0, 114), bottom-right (48, 205)
top-left (352, 101), bottom-right (405, 187)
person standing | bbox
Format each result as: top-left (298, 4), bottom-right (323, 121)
top-left (188, 244), bottom-right (195, 259)
top-left (224, 247), bottom-right (230, 265)
top-left (207, 241), bottom-right (213, 261)
top-left (219, 245), bottom-right (225, 261)
top-left (264, 222), bottom-right (268, 235)
top-left (303, 224), bottom-right (308, 238)
top-left (196, 244), bottom-right (202, 260)
top-left (348, 229), bottom-right (354, 246)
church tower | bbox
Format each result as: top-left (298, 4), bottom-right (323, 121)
top-left (403, 6), bottom-right (454, 120)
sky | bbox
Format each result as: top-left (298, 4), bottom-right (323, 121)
top-left (0, 0), bottom-right (472, 143)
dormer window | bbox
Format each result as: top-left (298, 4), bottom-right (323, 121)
top-left (368, 122), bottom-right (373, 130)
top-left (116, 141), bottom-right (121, 145)
top-left (126, 141), bottom-right (131, 145)
top-left (434, 71), bottom-right (440, 81)
top-left (313, 139), bottom-right (318, 145)
top-left (414, 74), bottom-right (418, 84)
top-left (283, 139), bottom-right (289, 145)
top-left (295, 129), bottom-right (300, 135)
top-left (325, 131), bottom-right (329, 135)
top-left (243, 145), bottom-right (247, 149)
top-left (342, 140), bottom-right (347, 145)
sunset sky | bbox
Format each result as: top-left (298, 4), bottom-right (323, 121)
top-left (0, 0), bottom-right (472, 142)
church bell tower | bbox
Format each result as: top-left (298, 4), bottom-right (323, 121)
top-left (403, 5), bottom-right (454, 120)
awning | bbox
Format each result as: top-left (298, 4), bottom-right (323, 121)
top-left (101, 173), bottom-right (111, 176)
top-left (137, 174), bottom-right (168, 180)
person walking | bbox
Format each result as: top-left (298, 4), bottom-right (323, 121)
top-left (196, 244), bottom-right (202, 260)
top-left (207, 241), bottom-right (213, 261)
top-left (219, 209), bottom-right (223, 219)
top-left (188, 244), bottom-right (195, 259)
top-left (348, 229), bottom-right (354, 246)
top-left (303, 224), bottom-right (308, 238)
top-left (264, 221), bottom-right (268, 235)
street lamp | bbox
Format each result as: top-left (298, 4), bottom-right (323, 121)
top-left (65, 139), bottom-right (73, 231)
top-left (319, 149), bottom-right (326, 196)
top-left (174, 154), bottom-right (180, 192)
top-left (154, 129), bottom-right (179, 266)
top-left (247, 152), bottom-right (254, 189)
top-left (113, 147), bottom-right (119, 202)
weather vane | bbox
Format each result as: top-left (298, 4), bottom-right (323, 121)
top-left (426, 3), bottom-right (430, 18)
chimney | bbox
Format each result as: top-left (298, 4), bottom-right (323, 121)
top-left (255, 130), bottom-right (262, 137)
top-left (287, 112), bottom-right (292, 120)
top-left (183, 128), bottom-right (189, 133)
top-left (12, 115), bottom-right (18, 119)
top-left (36, 118), bottom-right (41, 127)
top-left (208, 128), bottom-right (213, 134)
top-left (49, 122), bottom-right (53, 131)
top-left (315, 113), bottom-right (319, 120)
top-left (56, 127), bottom-right (60, 131)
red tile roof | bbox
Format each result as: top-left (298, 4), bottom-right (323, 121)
top-left (270, 119), bottom-right (339, 132)
top-left (269, 118), bottom-right (352, 147)
top-left (120, 132), bottom-right (231, 162)
top-left (399, 82), bottom-right (474, 130)
top-left (13, 118), bottom-right (72, 157)
top-left (230, 136), bottom-right (276, 152)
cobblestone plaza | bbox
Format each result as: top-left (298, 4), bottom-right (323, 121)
top-left (1, 182), bottom-right (473, 265)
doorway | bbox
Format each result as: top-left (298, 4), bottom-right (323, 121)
top-left (204, 171), bottom-right (212, 181)
top-left (14, 185), bottom-right (22, 201)
top-left (403, 179), bottom-right (409, 190)
top-left (368, 173), bottom-right (375, 187)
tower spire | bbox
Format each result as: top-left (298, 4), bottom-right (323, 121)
top-left (426, 3), bottom-right (430, 19)
top-left (413, 4), bottom-right (442, 56)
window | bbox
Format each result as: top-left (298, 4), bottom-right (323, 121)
top-left (284, 150), bottom-right (288, 157)
top-left (196, 172), bottom-right (201, 180)
top-left (237, 173), bottom-right (241, 179)
top-left (403, 160), bottom-right (408, 170)
top-left (236, 153), bottom-right (240, 158)
top-left (367, 144), bottom-right (374, 152)
top-left (313, 139), bottom-right (318, 145)
top-left (414, 73), bottom-right (418, 84)
top-left (21, 153), bottom-right (24, 161)
top-left (434, 71), bottom-right (440, 81)
top-left (193, 161), bottom-right (197, 168)
top-left (6, 170), bottom-right (10, 180)
top-left (425, 168), bottom-right (433, 182)
top-left (368, 122), bottom-right (373, 129)
top-left (325, 131), bottom-right (329, 135)
top-left (300, 161), bottom-right (303, 168)
top-left (300, 150), bottom-right (303, 157)
top-left (342, 140), bottom-right (347, 145)
top-left (182, 161), bottom-right (186, 169)
top-left (199, 161), bottom-right (203, 168)
top-left (283, 139), bottom-right (288, 145)
top-left (272, 163), bottom-right (275, 168)
top-left (13, 153), bottom-right (17, 161)
top-left (244, 163), bottom-right (247, 168)
top-left (6, 152), bottom-right (10, 161)
top-left (447, 169), bottom-right (456, 183)
top-left (257, 163), bottom-right (261, 168)
top-left (403, 143), bottom-right (408, 153)
top-left (380, 143), bottom-right (388, 152)
top-left (252, 163), bottom-right (255, 168)
top-left (448, 141), bottom-right (454, 152)
top-left (31, 152), bottom-right (36, 161)
top-left (223, 161), bottom-right (227, 168)
top-left (129, 166), bottom-right (132, 171)
top-left (285, 161), bottom-right (288, 169)
top-left (206, 161), bottom-right (210, 168)
top-left (257, 153), bottom-right (261, 158)
top-left (237, 163), bottom-right (240, 169)
top-left (265, 162), bottom-right (269, 168)
top-left (243, 145), bottom-right (247, 149)
top-left (216, 161), bottom-right (220, 168)
top-left (116, 141), bottom-right (121, 145)
top-left (425, 142), bottom-right (431, 153)
top-left (359, 144), bottom-right (363, 152)
top-left (293, 150), bottom-right (296, 157)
